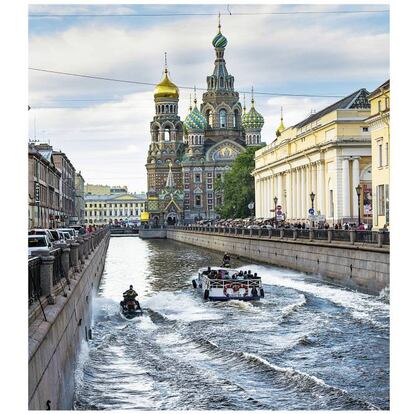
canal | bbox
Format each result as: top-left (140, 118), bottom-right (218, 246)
top-left (73, 237), bottom-right (389, 410)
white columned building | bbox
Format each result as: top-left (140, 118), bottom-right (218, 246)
top-left (252, 88), bottom-right (373, 225)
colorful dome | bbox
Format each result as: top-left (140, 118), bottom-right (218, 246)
top-left (184, 105), bottom-right (207, 131)
top-left (242, 106), bottom-right (264, 130)
top-left (212, 31), bottom-right (228, 48)
top-left (154, 69), bottom-right (179, 99)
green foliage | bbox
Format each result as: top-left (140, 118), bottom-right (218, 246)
top-left (215, 147), bottom-right (261, 218)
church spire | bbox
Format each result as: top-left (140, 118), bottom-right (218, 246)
top-left (276, 106), bottom-right (286, 137)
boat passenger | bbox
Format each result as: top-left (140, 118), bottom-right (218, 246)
top-left (202, 266), bottom-right (211, 275)
top-left (253, 272), bottom-right (259, 279)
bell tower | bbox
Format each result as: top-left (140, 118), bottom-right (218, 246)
top-left (146, 53), bottom-right (184, 194)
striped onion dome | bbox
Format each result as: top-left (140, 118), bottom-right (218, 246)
top-left (212, 31), bottom-right (228, 48)
top-left (242, 106), bottom-right (264, 130)
top-left (184, 105), bottom-right (207, 132)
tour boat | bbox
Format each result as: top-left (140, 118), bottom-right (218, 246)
top-left (192, 267), bottom-right (265, 301)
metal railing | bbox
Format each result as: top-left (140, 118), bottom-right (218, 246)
top-left (28, 227), bottom-right (110, 307)
top-left (173, 225), bottom-right (389, 247)
top-left (28, 257), bottom-right (42, 305)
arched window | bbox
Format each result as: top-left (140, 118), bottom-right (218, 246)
top-left (219, 109), bottom-right (227, 128)
top-left (164, 126), bottom-right (171, 142)
top-left (161, 105), bottom-right (165, 113)
top-left (233, 109), bottom-right (239, 127)
top-left (220, 77), bottom-right (224, 88)
top-left (206, 110), bottom-right (212, 127)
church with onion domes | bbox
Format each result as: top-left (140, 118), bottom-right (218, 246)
top-left (145, 19), bottom-right (265, 224)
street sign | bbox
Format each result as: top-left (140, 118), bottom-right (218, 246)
top-left (34, 182), bottom-right (40, 203)
top-left (308, 208), bottom-right (315, 215)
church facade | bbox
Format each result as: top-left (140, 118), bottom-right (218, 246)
top-left (145, 22), bottom-right (265, 224)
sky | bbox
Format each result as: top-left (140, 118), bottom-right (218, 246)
top-left (28, 3), bottom-right (389, 193)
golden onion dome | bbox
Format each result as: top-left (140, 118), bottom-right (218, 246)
top-left (154, 69), bottom-right (179, 99)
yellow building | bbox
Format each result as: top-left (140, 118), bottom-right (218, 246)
top-left (85, 184), bottom-right (128, 195)
top-left (366, 80), bottom-right (390, 229)
top-left (253, 89), bottom-right (373, 225)
top-left (84, 193), bottom-right (146, 226)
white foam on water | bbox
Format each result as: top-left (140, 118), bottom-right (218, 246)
top-left (280, 293), bottom-right (307, 318)
top-left (143, 291), bottom-right (223, 322)
top-left (241, 265), bottom-right (389, 329)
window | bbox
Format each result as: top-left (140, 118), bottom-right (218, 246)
top-left (220, 77), bottom-right (224, 88)
top-left (216, 196), bottom-right (222, 206)
top-left (164, 126), bottom-right (171, 141)
top-left (378, 143), bottom-right (383, 167)
top-left (219, 109), bottom-right (227, 128)
top-left (385, 97), bottom-right (389, 109)
top-left (195, 195), bottom-right (201, 207)
top-left (233, 109), bottom-right (239, 127)
top-left (385, 142), bottom-right (389, 166)
top-left (217, 173), bottom-right (222, 181)
top-left (206, 110), bottom-right (212, 127)
top-left (94, 204), bottom-right (97, 208)
top-left (377, 185), bottom-right (385, 215)
top-left (378, 100), bottom-right (382, 112)
top-left (362, 127), bottom-right (369, 132)
top-left (329, 190), bottom-right (334, 217)
top-left (195, 174), bottom-right (201, 183)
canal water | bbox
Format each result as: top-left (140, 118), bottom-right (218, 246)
top-left (73, 237), bottom-right (389, 410)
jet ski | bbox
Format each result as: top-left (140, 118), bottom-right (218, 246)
top-left (120, 298), bottom-right (143, 319)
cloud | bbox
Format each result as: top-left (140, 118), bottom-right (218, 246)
top-left (28, 4), bottom-right (389, 192)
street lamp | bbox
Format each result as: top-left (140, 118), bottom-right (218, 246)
top-left (248, 201), bottom-right (254, 218)
top-left (310, 192), bottom-right (315, 210)
top-left (309, 192), bottom-right (315, 228)
top-left (355, 184), bottom-right (362, 226)
top-left (273, 196), bottom-right (278, 226)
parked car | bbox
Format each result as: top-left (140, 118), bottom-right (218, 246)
top-left (59, 228), bottom-right (76, 240)
top-left (28, 235), bottom-right (53, 256)
top-left (70, 225), bottom-right (85, 236)
top-left (49, 229), bottom-right (67, 246)
top-left (58, 230), bottom-right (72, 241)
top-left (28, 229), bottom-right (54, 244)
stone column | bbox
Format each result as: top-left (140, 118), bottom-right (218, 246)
top-left (301, 167), bottom-right (306, 220)
top-left (352, 157), bottom-right (360, 221)
top-left (40, 255), bottom-right (55, 302)
top-left (312, 164), bottom-right (317, 210)
top-left (294, 169), bottom-right (299, 219)
top-left (306, 164), bottom-right (311, 214)
top-left (61, 247), bottom-right (71, 282)
top-left (78, 239), bottom-right (85, 264)
top-left (69, 242), bottom-right (80, 275)
top-left (317, 161), bottom-right (325, 216)
top-left (286, 171), bottom-right (291, 220)
top-left (342, 158), bottom-right (350, 220)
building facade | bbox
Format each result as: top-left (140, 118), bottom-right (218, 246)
top-left (75, 172), bottom-right (85, 225)
top-left (145, 21), bottom-right (265, 224)
top-left (84, 192), bottom-right (146, 226)
top-left (28, 143), bottom-right (62, 228)
top-left (366, 80), bottom-right (390, 229)
top-left (253, 89), bottom-right (373, 225)
top-left (34, 143), bottom-right (77, 226)
top-left (85, 184), bottom-right (128, 196)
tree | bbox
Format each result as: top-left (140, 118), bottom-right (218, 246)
top-left (215, 146), bottom-right (261, 218)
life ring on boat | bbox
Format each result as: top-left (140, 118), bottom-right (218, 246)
top-left (223, 282), bottom-right (249, 296)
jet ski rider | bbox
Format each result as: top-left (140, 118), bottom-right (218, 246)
top-left (123, 285), bottom-right (141, 309)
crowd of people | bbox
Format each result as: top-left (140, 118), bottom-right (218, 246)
top-left (202, 265), bottom-right (260, 281)
top-left (188, 217), bottom-right (384, 231)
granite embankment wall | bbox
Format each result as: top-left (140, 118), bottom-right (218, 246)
top-left (28, 230), bottom-right (110, 410)
top-left (167, 228), bottom-right (389, 295)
